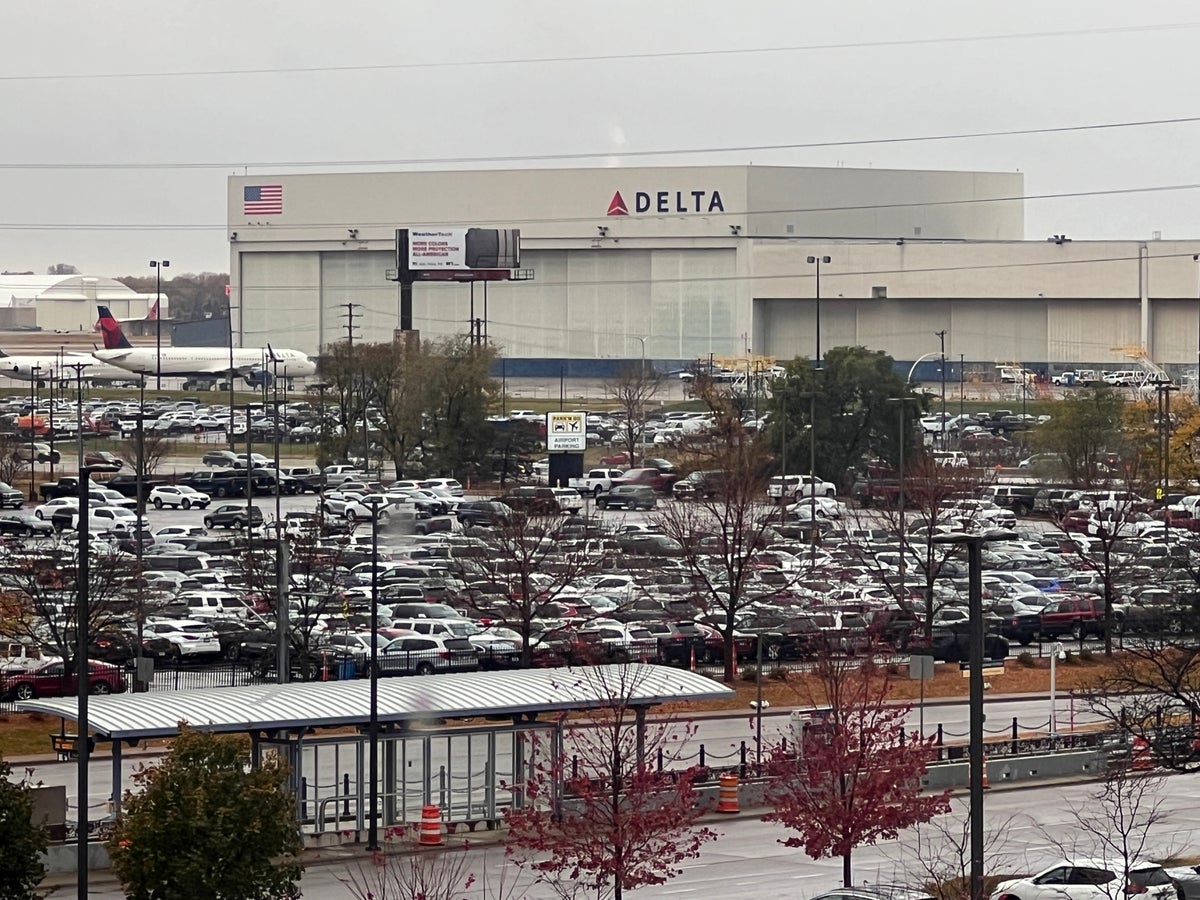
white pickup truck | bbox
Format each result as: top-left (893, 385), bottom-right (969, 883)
top-left (569, 468), bottom-right (626, 496)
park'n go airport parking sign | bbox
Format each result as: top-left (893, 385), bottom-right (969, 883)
top-left (546, 412), bottom-right (586, 451)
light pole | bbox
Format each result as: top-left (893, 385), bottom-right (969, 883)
top-left (1194, 254), bottom-right (1200, 402)
top-left (150, 259), bottom-right (169, 390)
top-left (28, 366), bottom-right (40, 500)
top-left (135, 376), bottom-right (146, 670)
top-left (932, 529), bottom-right (1016, 900)
top-left (363, 494), bottom-right (388, 852)
top-left (1049, 641), bottom-right (1065, 740)
top-left (228, 288), bottom-right (237, 451)
top-left (887, 396), bottom-right (921, 601)
top-left (806, 254), bottom-right (831, 367)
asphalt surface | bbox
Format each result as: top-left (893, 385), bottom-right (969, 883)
top-left (40, 770), bottom-right (1200, 899)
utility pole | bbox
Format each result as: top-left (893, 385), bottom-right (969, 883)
top-left (337, 302), bottom-right (366, 470)
top-left (935, 329), bottom-right (947, 449)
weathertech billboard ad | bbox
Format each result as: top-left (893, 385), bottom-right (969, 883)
top-left (397, 228), bottom-right (520, 277)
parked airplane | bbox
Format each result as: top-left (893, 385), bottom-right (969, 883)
top-left (0, 350), bottom-right (139, 385)
top-left (93, 306), bottom-right (316, 384)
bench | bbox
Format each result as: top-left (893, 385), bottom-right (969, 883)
top-left (50, 733), bottom-right (94, 761)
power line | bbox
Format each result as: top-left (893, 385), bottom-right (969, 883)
top-left (1, 21), bottom-right (1196, 82)
top-left (2, 115), bottom-right (1198, 171)
top-left (3, 179), bottom-right (1200, 233)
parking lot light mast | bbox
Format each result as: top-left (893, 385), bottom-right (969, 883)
top-left (805, 255), bottom-right (831, 367)
top-left (135, 376), bottom-right (146, 664)
top-left (932, 529), bottom-right (1016, 900)
top-left (150, 259), bottom-right (169, 391)
top-left (886, 395), bottom-right (922, 601)
top-left (364, 495), bottom-right (387, 852)
top-left (28, 365), bottom-right (40, 500)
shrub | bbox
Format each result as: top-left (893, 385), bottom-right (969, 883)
top-left (768, 665), bottom-right (790, 682)
top-left (1078, 648), bottom-right (1094, 662)
top-left (1016, 651), bottom-right (1035, 668)
top-left (740, 666), bottom-right (759, 683)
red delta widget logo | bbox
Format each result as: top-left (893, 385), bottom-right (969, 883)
top-left (606, 189), bottom-right (725, 216)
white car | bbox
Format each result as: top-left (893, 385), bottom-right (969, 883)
top-left (150, 485), bottom-right (212, 510)
top-left (34, 497), bottom-right (78, 520)
top-left (143, 618), bottom-right (222, 659)
top-left (991, 859), bottom-right (1178, 900)
top-left (323, 492), bottom-right (392, 523)
top-left (95, 488), bottom-right (137, 509)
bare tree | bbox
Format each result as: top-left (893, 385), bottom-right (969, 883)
top-left (888, 808), bottom-right (1018, 900)
top-left (1083, 634), bottom-right (1200, 772)
top-left (462, 513), bottom-right (613, 667)
top-left (505, 664), bottom-right (718, 900)
top-left (652, 375), bottom-right (784, 681)
top-left (1037, 764), bottom-right (1175, 897)
top-left (605, 363), bottom-right (662, 468)
top-left (0, 434), bottom-right (30, 486)
top-left (114, 429), bottom-right (173, 479)
top-left (0, 542), bottom-right (138, 676)
top-left (844, 457), bottom-right (989, 641)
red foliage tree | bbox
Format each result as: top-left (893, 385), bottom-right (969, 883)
top-left (504, 665), bottom-right (718, 900)
top-left (763, 652), bottom-right (951, 886)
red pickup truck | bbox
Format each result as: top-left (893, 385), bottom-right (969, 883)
top-left (611, 467), bottom-right (679, 494)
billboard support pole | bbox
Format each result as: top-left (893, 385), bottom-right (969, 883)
top-left (400, 281), bottom-right (413, 332)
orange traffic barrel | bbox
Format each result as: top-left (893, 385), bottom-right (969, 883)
top-left (716, 773), bottom-right (739, 814)
top-left (419, 804), bottom-right (444, 845)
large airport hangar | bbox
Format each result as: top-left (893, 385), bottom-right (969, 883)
top-left (226, 164), bottom-right (1200, 377)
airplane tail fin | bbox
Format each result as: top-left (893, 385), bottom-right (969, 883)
top-left (147, 299), bottom-right (159, 321)
top-left (95, 306), bottom-right (133, 349)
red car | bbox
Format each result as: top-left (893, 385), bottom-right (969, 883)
top-left (610, 467), bottom-right (679, 494)
top-left (1, 659), bottom-right (127, 702)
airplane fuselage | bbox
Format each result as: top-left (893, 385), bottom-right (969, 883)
top-left (92, 346), bottom-right (316, 379)
top-left (0, 353), bottom-right (138, 383)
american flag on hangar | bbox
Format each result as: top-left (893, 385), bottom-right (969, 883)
top-left (243, 184), bottom-right (283, 215)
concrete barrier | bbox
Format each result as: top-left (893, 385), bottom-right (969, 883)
top-left (921, 749), bottom-right (1105, 791)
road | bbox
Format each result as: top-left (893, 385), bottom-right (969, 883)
top-left (44, 771), bottom-right (1200, 899)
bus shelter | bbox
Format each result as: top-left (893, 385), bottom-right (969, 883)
top-left (19, 664), bottom-right (734, 838)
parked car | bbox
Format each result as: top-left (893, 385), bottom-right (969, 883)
top-left (0, 481), bottom-right (24, 509)
top-left (456, 500), bottom-right (522, 527)
top-left (379, 635), bottom-right (479, 676)
top-left (150, 485), bottom-right (212, 510)
top-left (1038, 595), bottom-right (1107, 640)
top-left (991, 859), bottom-right (1179, 900)
top-left (0, 510), bottom-right (53, 537)
top-left (1, 659), bottom-right (127, 700)
top-left (596, 485), bottom-right (658, 510)
top-left (141, 618), bottom-right (222, 660)
top-left (203, 504), bottom-right (264, 530)
top-left (83, 450), bottom-right (123, 470)
top-left (202, 449), bottom-right (240, 468)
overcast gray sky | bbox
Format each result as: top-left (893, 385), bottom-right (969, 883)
top-left (3, 0), bottom-right (1200, 277)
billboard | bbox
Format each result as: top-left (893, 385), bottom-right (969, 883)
top-left (546, 412), bottom-right (587, 452)
top-left (397, 228), bottom-right (520, 277)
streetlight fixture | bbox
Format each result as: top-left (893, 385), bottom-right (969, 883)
top-left (805, 255), bottom-right (831, 367)
top-left (931, 529), bottom-right (1017, 900)
top-left (150, 259), bottom-right (169, 390)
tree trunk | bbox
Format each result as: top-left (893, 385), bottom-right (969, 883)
top-left (724, 610), bottom-right (737, 682)
top-left (843, 850), bottom-right (852, 887)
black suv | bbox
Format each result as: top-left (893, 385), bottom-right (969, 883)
top-left (202, 504), bottom-right (264, 529)
top-left (0, 482), bottom-right (23, 509)
top-left (456, 500), bottom-right (522, 527)
top-left (497, 487), bottom-right (563, 515)
top-left (672, 470), bottom-right (727, 500)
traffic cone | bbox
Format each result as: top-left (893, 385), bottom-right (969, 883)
top-left (982, 753), bottom-right (990, 790)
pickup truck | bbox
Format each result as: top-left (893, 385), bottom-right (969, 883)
top-left (569, 468), bottom-right (626, 497)
top-left (39, 477), bottom-right (81, 501)
top-left (610, 467), bottom-right (679, 494)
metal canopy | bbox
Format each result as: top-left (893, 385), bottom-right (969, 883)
top-left (17, 664), bottom-right (734, 741)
